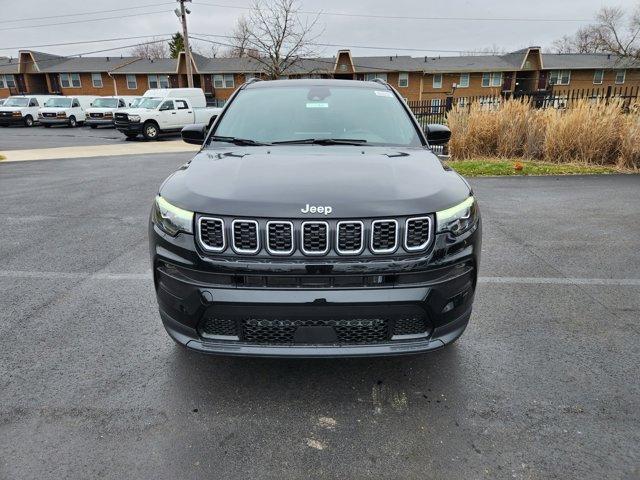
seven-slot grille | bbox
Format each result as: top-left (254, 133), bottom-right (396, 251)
top-left (267, 221), bottom-right (294, 255)
top-left (232, 220), bottom-right (259, 254)
top-left (196, 216), bottom-right (433, 256)
top-left (198, 217), bottom-right (225, 252)
top-left (405, 217), bottom-right (432, 251)
top-left (336, 221), bottom-right (364, 254)
top-left (301, 222), bottom-right (329, 255)
top-left (371, 220), bottom-right (398, 254)
top-left (89, 112), bottom-right (104, 118)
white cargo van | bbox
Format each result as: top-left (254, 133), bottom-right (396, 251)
top-left (85, 96), bottom-right (132, 128)
top-left (114, 88), bottom-right (221, 140)
top-left (38, 96), bottom-right (96, 127)
top-left (0, 95), bottom-right (52, 127)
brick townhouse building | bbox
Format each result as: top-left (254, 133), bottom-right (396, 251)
top-left (1, 47), bottom-right (638, 103)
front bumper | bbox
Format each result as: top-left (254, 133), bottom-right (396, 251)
top-left (150, 216), bottom-right (481, 357)
top-left (0, 116), bottom-right (25, 125)
top-left (86, 118), bottom-right (114, 126)
top-left (115, 121), bottom-right (142, 133)
top-left (39, 117), bottom-right (70, 125)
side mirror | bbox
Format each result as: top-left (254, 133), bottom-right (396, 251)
top-left (425, 124), bottom-right (451, 145)
top-left (181, 123), bottom-right (207, 145)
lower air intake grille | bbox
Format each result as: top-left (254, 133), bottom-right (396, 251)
top-left (371, 220), bottom-right (398, 253)
top-left (393, 317), bottom-right (429, 336)
top-left (199, 317), bottom-right (238, 337)
top-left (267, 221), bottom-right (293, 254)
top-left (199, 217), bottom-right (225, 251)
top-left (302, 222), bottom-right (329, 255)
top-left (232, 220), bottom-right (259, 253)
top-left (242, 318), bottom-right (389, 345)
top-left (405, 217), bottom-right (432, 251)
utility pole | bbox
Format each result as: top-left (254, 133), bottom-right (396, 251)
top-left (176, 0), bottom-right (194, 88)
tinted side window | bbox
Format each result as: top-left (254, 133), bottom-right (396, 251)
top-left (72, 99), bottom-right (80, 107)
top-left (118, 100), bottom-right (125, 107)
top-left (30, 99), bottom-right (39, 107)
top-left (160, 100), bottom-right (174, 110)
top-left (176, 100), bottom-right (188, 110)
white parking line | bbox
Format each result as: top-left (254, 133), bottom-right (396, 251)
top-left (0, 270), bottom-right (638, 286)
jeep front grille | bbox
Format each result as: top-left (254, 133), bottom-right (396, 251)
top-left (232, 220), bottom-right (259, 254)
top-left (371, 220), bottom-right (398, 254)
top-left (301, 221), bottom-right (329, 255)
top-left (336, 221), bottom-right (364, 255)
top-left (198, 217), bottom-right (225, 252)
top-left (405, 217), bottom-right (432, 251)
top-left (266, 221), bottom-right (294, 255)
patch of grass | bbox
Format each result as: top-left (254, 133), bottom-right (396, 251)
top-left (445, 158), bottom-right (620, 177)
top-left (0, 154), bottom-right (5, 161)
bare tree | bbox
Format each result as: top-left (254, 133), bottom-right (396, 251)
top-left (228, 0), bottom-right (322, 78)
top-left (551, 5), bottom-right (640, 60)
top-left (129, 38), bottom-right (169, 59)
top-left (461, 44), bottom-right (506, 56)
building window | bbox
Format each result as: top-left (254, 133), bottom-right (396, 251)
top-left (59, 73), bottom-right (81, 88)
top-left (432, 73), bottom-right (442, 89)
top-left (549, 70), bottom-right (571, 86)
top-left (213, 74), bottom-right (235, 88)
top-left (458, 73), bottom-right (470, 88)
top-left (148, 74), bottom-right (170, 89)
top-left (615, 69), bottom-right (626, 84)
top-left (481, 72), bottom-right (503, 88)
top-left (398, 72), bottom-right (409, 88)
top-left (92, 73), bottom-right (103, 88)
top-left (364, 73), bottom-right (388, 82)
top-left (126, 74), bottom-right (137, 90)
top-left (0, 74), bottom-right (16, 88)
top-left (592, 70), bottom-right (604, 85)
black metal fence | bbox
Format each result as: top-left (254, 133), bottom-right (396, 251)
top-left (408, 86), bottom-right (640, 130)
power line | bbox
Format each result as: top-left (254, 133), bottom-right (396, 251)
top-left (196, 2), bottom-right (592, 23)
top-left (0, 2), bottom-right (173, 23)
top-left (0, 34), bottom-right (175, 52)
top-left (0, 10), bottom-right (171, 32)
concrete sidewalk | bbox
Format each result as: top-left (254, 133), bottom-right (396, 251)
top-left (0, 140), bottom-right (199, 162)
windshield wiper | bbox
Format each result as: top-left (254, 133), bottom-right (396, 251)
top-left (272, 138), bottom-right (368, 146)
top-left (210, 135), bottom-right (271, 146)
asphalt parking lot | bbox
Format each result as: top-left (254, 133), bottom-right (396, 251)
top-left (0, 147), bottom-right (639, 479)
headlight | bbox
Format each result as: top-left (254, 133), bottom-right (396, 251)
top-left (436, 196), bottom-right (477, 235)
top-left (12, 111), bottom-right (21, 117)
top-left (128, 115), bottom-right (141, 123)
top-left (152, 196), bottom-right (194, 236)
top-left (56, 111), bottom-right (67, 117)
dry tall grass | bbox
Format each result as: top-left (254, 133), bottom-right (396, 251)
top-left (446, 99), bottom-right (640, 169)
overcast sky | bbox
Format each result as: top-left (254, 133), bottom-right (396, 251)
top-left (1, 0), bottom-right (639, 59)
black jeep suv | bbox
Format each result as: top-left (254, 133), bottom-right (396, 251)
top-left (149, 79), bottom-right (481, 357)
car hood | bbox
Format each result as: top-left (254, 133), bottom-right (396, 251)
top-left (118, 108), bottom-right (155, 115)
top-left (160, 146), bottom-right (471, 218)
top-left (0, 107), bottom-right (25, 112)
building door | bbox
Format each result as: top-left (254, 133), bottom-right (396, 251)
top-left (537, 71), bottom-right (548, 90)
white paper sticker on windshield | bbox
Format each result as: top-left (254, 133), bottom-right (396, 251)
top-left (375, 91), bottom-right (393, 97)
top-left (306, 102), bottom-right (329, 108)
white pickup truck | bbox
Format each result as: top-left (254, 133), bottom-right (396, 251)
top-left (114, 88), bottom-right (221, 140)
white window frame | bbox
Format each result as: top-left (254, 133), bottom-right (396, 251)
top-left (63, 73), bottom-right (81, 88)
top-left (432, 73), bottom-right (442, 89)
top-left (148, 74), bottom-right (170, 89)
top-left (126, 74), bottom-right (137, 90)
top-left (550, 70), bottom-right (571, 86)
top-left (213, 74), bottom-right (235, 88)
top-left (59, 73), bottom-right (70, 88)
top-left (593, 70), bottom-right (604, 85)
top-left (615, 69), bottom-right (626, 84)
top-left (1, 74), bottom-right (16, 88)
top-left (458, 73), bottom-right (470, 88)
top-left (398, 72), bottom-right (409, 88)
top-left (91, 73), bottom-right (103, 88)
top-left (364, 72), bottom-right (388, 82)
top-left (481, 72), bottom-right (503, 88)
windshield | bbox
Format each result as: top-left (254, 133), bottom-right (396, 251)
top-left (4, 98), bottom-right (29, 107)
top-left (129, 97), bottom-right (143, 108)
top-left (92, 98), bottom-right (118, 108)
top-left (212, 85), bottom-right (422, 147)
top-left (45, 98), bottom-right (72, 108)
top-left (138, 98), bottom-right (162, 109)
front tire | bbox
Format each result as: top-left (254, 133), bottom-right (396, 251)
top-left (142, 121), bottom-right (160, 140)
top-left (23, 115), bottom-right (34, 127)
top-left (68, 116), bottom-right (77, 127)
top-left (124, 132), bottom-right (138, 139)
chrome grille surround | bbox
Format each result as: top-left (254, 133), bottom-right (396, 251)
top-left (197, 217), bottom-right (226, 253)
top-left (404, 216), bottom-right (433, 252)
top-left (300, 221), bottom-right (330, 256)
top-left (335, 220), bottom-right (365, 255)
top-left (266, 221), bottom-right (295, 255)
top-left (370, 219), bottom-right (399, 254)
top-left (231, 219), bottom-right (260, 255)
